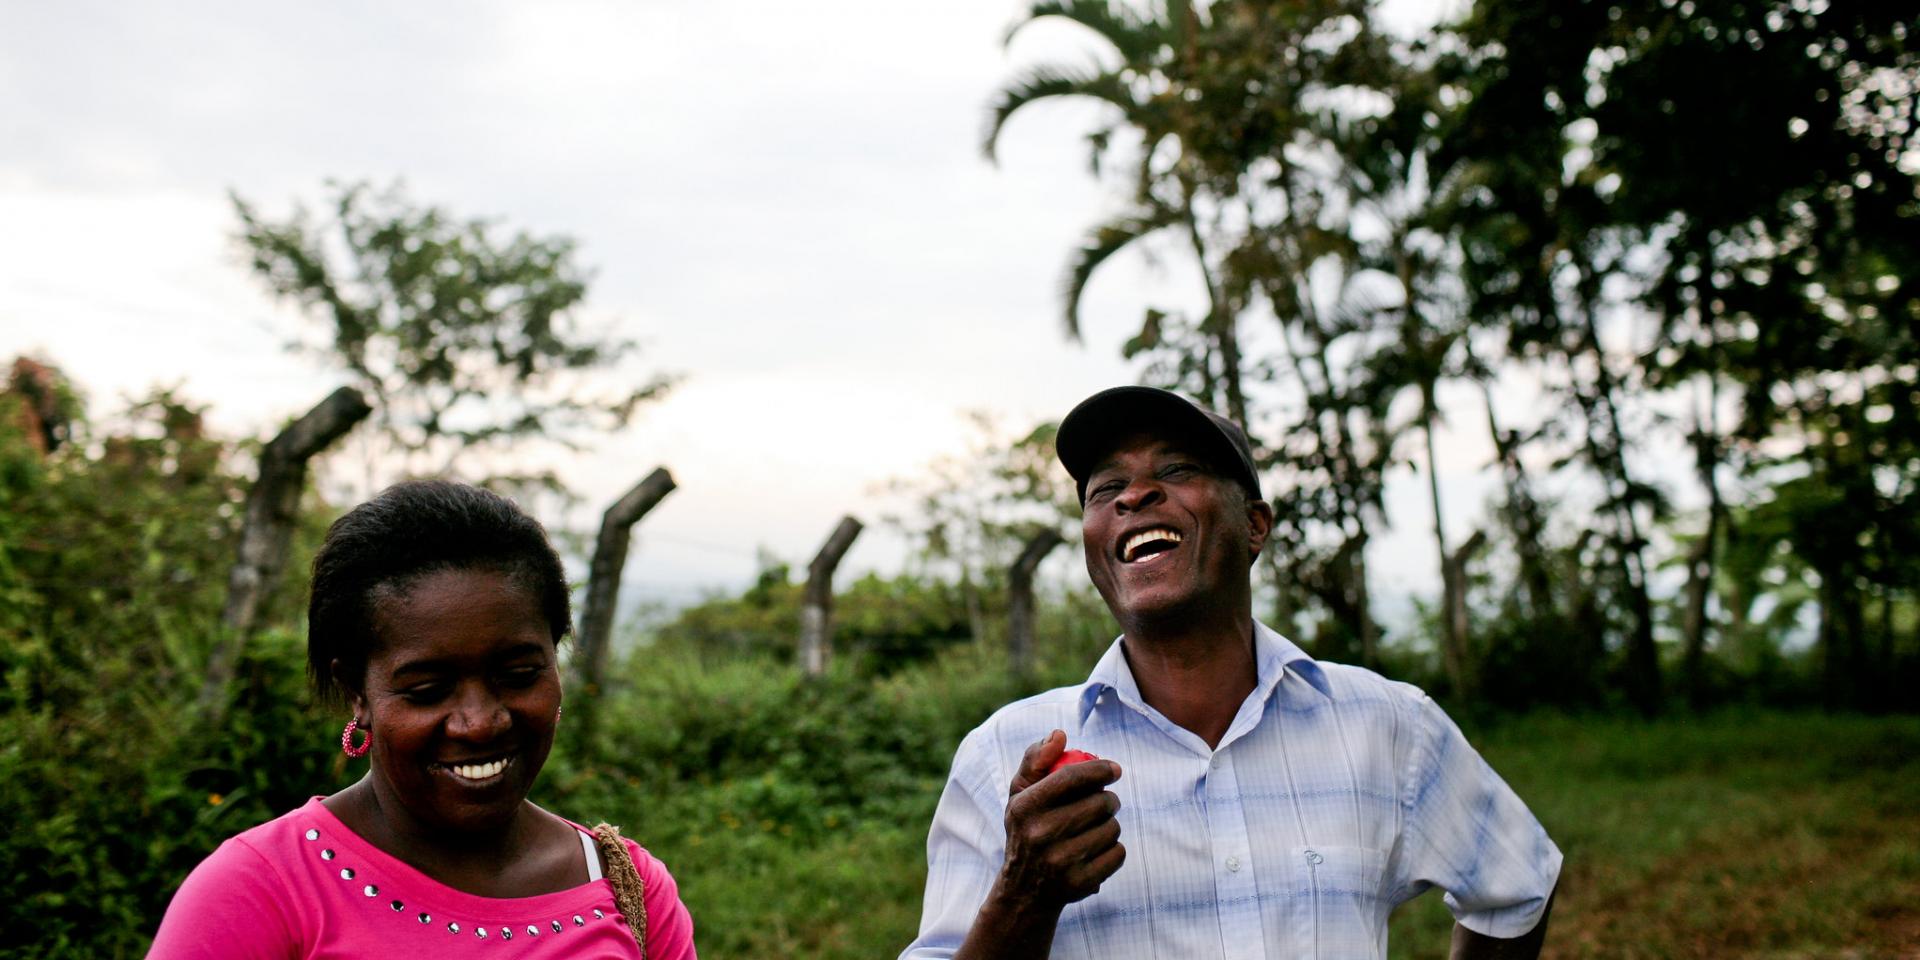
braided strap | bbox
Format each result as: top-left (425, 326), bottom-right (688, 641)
top-left (592, 823), bottom-right (649, 959)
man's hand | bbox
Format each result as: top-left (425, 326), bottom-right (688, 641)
top-left (952, 730), bottom-right (1125, 960)
top-left (999, 730), bottom-right (1126, 907)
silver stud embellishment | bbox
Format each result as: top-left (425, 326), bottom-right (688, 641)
top-left (592, 908), bottom-right (604, 920)
top-left (339, 868), bottom-right (354, 880)
top-left (362, 884), bottom-right (378, 897)
top-left (573, 915), bottom-right (584, 926)
top-left (476, 927), bottom-right (487, 939)
top-left (500, 928), bottom-right (512, 941)
top-left (390, 900), bottom-right (404, 911)
top-left (551, 920), bottom-right (563, 932)
top-left (321, 849), bottom-right (335, 860)
top-left (418, 913), bottom-right (431, 924)
top-left (528, 925), bottom-right (540, 936)
top-left (447, 922), bottom-right (460, 934)
top-left (304, 829), bottom-right (320, 841)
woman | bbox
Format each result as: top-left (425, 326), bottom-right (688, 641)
top-left (150, 480), bottom-right (696, 958)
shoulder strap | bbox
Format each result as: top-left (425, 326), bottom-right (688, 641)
top-left (580, 829), bottom-right (603, 882)
top-left (591, 823), bottom-right (649, 959)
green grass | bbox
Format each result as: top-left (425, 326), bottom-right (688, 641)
top-left (1385, 711), bottom-right (1920, 959)
top-left (634, 710), bottom-right (1920, 960)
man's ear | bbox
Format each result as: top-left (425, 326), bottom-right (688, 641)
top-left (1247, 498), bottom-right (1275, 559)
top-left (330, 658), bottom-right (368, 723)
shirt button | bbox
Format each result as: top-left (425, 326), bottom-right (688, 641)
top-left (1225, 855), bottom-right (1242, 872)
top-left (1305, 849), bottom-right (1324, 865)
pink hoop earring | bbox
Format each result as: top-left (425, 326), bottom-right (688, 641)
top-left (341, 718), bottom-right (371, 758)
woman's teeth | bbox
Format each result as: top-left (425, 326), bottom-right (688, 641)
top-left (449, 758), bottom-right (510, 780)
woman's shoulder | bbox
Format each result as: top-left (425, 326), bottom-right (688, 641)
top-left (558, 816), bottom-right (697, 960)
top-left (616, 832), bottom-right (696, 960)
top-left (148, 800), bottom-right (326, 958)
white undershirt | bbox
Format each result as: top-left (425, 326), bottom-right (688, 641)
top-left (579, 830), bottom-right (602, 882)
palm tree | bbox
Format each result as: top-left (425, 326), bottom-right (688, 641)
top-left (984, 0), bottom-right (1249, 425)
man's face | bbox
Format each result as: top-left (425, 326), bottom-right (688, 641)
top-left (1080, 432), bottom-right (1272, 626)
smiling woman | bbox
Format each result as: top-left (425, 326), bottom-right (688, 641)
top-left (148, 481), bottom-right (697, 959)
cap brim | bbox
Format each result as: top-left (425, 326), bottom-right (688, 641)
top-left (1056, 386), bottom-right (1256, 501)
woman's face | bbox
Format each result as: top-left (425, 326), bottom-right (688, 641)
top-left (344, 566), bottom-right (561, 837)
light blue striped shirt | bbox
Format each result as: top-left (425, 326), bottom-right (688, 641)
top-left (903, 622), bottom-right (1562, 959)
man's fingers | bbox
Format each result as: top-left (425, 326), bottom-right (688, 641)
top-left (1012, 790), bottom-right (1122, 857)
top-left (1072, 840), bottom-right (1127, 889)
top-left (1053, 787), bottom-right (1120, 838)
top-left (1010, 730), bottom-right (1067, 795)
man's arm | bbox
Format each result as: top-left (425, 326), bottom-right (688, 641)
top-left (1451, 886), bottom-right (1556, 960)
top-left (1396, 694), bottom-right (1562, 957)
top-left (951, 730), bottom-right (1126, 960)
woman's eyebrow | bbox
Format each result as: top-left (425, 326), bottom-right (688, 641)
top-left (387, 658), bottom-right (454, 679)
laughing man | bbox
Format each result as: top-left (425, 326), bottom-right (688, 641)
top-left (901, 386), bottom-right (1561, 960)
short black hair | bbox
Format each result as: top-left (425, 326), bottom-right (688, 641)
top-left (307, 480), bottom-right (572, 704)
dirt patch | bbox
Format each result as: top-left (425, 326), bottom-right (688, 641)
top-left (1543, 803), bottom-right (1920, 960)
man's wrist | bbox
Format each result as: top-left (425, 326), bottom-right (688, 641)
top-left (952, 880), bottom-right (1067, 960)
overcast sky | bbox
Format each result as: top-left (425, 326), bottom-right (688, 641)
top-left (3, 0), bottom-right (1494, 620)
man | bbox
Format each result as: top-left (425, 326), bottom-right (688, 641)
top-left (901, 386), bottom-right (1561, 960)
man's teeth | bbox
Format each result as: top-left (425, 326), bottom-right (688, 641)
top-left (450, 759), bottom-right (509, 780)
top-left (1123, 529), bottom-right (1183, 561)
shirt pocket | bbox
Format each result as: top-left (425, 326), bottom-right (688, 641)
top-left (1288, 844), bottom-right (1389, 959)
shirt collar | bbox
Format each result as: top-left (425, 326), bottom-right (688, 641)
top-left (1076, 619), bottom-right (1331, 726)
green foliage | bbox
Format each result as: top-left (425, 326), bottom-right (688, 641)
top-left (0, 381), bottom-right (350, 959)
top-left (232, 180), bottom-right (675, 480)
top-left (655, 568), bottom-right (977, 675)
top-left (993, 0), bottom-right (1920, 708)
top-left (880, 413), bottom-right (1079, 633)
top-left (0, 389), bottom-right (240, 714)
top-left (534, 607), bottom-right (1116, 960)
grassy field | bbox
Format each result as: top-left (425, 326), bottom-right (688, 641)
top-left (648, 710), bottom-right (1920, 960)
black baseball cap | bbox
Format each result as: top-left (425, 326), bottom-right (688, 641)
top-left (1055, 386), bottom-right (1262, 504)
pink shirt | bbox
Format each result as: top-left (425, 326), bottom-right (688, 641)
top-left (148, 798), bottom-right (696, 959)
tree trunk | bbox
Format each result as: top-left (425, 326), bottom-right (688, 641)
top-left (1442, 530), bottom-right (1488, 699)
top-left (800, 516), bottom-right (863, 676)
top-left (201, 386), bottom-right (371, 716)
top-left (1007, 528), bottom-right (1065, 679)
top-left (1351, 531), bottom-right (1377, 670)
top-left (1679, 524), bottom-right (1715, 710)
top-left (1577, 294), bottom-right (1662, 716)
top-left (1420, 404), bottom-right (1472, 698)
top-left (1464, 334), bottom-right (1556, 629)
top-left (573, 467), bottom-right (677, 691)
top-left (1182, 185), bottom-right (1246, 426)
top-left (1265, 548), bottom-right (1296, 636)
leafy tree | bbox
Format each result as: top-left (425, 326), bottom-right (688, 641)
top-left (880, 413), bottom-right (1078, 644)
top-left (989, 0), bottom-right (1919, 712)
top-left (0, 372), bottom-right (343, 956)
top-left (233, 180), bottom-right (674, 485)
top-left (987, 0), bottom-right (1253, 423)
top-left (1442, 0), bottom-right (1920, 711)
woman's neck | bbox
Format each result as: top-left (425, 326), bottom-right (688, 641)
top-left (324, 777), bottom-right (577, 898)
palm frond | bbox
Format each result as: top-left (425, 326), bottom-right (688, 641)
top-left (1060, 205), bottom-right (1181, 340)
top-left (983, 63), bottom-right (1137, 163)
top-left (1005, 0), bottom-right (1168, 62)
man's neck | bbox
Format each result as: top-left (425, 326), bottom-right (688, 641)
top-left (1119, 608), bottom-right (1258, 750)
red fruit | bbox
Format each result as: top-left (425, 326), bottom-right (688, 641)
top-left (1048, 749), bottom-right (1100, 774)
